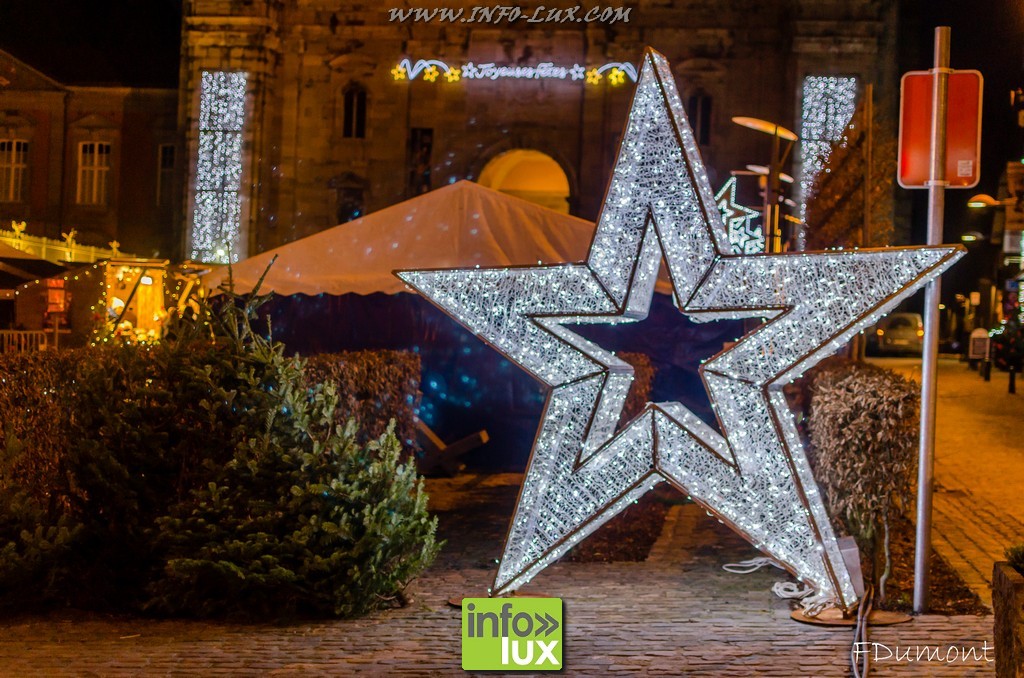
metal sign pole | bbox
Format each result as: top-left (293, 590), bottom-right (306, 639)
top-left (914, 25), bottom-right (950, 615)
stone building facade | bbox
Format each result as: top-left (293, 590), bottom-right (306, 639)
top-left (179, 0), bottom-right (900, 262)
top-left (0, 49), bottom-right (179, 256)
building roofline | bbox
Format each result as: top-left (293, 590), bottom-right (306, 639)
top-left (0, 47), bottom-right (68, 91)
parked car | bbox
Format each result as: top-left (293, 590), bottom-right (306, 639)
top-left (870, 313), bottom-right (924, 355)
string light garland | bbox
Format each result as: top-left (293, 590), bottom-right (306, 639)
top-left (391, 58), bottom-right (637, 85)
top-left (399, 49), bottom-right (962, 611)
top-left (190, 71), bottom-right (248, 263)
top-left (796, 76), bottom-right (859, 224)
top-left (715, 177), bottom-right (763, 254)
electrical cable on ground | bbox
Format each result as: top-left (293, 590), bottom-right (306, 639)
top-left (851, 584), bottom-right (875, 678)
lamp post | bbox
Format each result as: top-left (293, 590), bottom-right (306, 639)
top-left (968, 193), bottom-right (1024, 322)
top-left (732, 117), bottom-right (797, 253)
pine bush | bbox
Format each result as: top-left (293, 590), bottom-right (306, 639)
top-left (0, 278), bottom-right (439, 617)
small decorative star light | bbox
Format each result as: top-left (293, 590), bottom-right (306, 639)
top-left (398, 48), bottom-right (962, 612)
top-left (391, 64), bottom-right (407, 81)
top-left (715, 177), bottom-right (764, 254)
top-left (422, 65), bottom-right (439, 82)
top-left (608, 67), bottom-right (626, 86)
top-left (444, 67), bottom-right (461, 83)
top-left (585, 68), bottom-right (602, 85)
top-left (570, 65), bottom-right (586, 81)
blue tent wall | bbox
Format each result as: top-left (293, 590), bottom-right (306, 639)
top-left (257, 292), bottom-right (743, 470)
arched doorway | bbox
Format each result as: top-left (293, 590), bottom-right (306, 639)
top-left (477, 149), bottom-right (570, 214)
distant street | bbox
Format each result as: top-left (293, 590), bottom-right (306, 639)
top-left (870, 356), bottom-right (1024, 608)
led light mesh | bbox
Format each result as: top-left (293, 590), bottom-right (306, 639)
top-left (797, 76), bottom-right (858, 224)
top-left (400, 50), bottom-right (961, 611)
top-left (191, 71), bottom-right (248, 263)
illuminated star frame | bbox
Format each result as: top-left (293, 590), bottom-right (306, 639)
top-left (398, 49), bottom-right (961, 611)
top-left (715, 176), bottom-right (764, 254)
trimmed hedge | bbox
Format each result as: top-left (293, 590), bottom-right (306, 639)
top-left (0, 347), bottom-right (421, 506)
top-left (304, 351), bottom-right (420, 450)
top-left (806, 358), bottom-right (918, 598)
top-left (807, 358), bottom-right (918, 531)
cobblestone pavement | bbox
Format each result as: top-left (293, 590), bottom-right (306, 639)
top-left (872, 357), bottom-right (1024, 609)
top-left (0, 473), bottom-right (995, 676)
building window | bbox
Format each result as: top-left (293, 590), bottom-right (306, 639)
top-left (686, 93), bottom-right (712, 146)
top-left (343, 85), bottom-right (367, 139)
top-left (191, 70), bottom-right (248, 263)
top-left (0, 139), bottom-right (28, 203)
top-left (76, 141), bottom-right (111, 206)
top-left (328, 172), bottom-right (367, 225)
top-left (337, 186), bottom-right (365, 223)
top-left (157, 144), bottom-right (175, 207)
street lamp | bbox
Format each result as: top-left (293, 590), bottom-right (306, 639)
top-left (967, 193), bottom-right (1015, 208)
top-left (732, 116), bottom-right (797, 253)
top-left (744, 164), bottom-right (796, 185)
top-left (964, 193), bottom-right (1015, 330)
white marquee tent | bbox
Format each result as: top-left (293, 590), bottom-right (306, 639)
top-left (202, 181), bottom-right (628, 297)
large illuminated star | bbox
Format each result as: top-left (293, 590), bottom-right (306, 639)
top-left (397, 49), bottom-right (962, 611)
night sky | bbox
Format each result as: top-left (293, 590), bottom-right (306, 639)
top-left (0, 0), bottom-right (181, 88)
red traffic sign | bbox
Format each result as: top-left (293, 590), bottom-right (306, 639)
top-left (898, 69), bottom-right (983, 189)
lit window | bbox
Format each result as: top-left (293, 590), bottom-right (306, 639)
top-left (157, 144), bottom-right (175, 207)
top-left (0, 140), bottom-right (28, 203)
top-left (77, 141), bottom-right (111, 206)
top-left (343, 85), bottom-right (367, 139)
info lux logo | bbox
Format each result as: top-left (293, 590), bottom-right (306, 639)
top-left (461, 598), bottom-right (562, 670)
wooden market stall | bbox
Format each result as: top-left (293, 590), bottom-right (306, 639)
top-left (14, 258), bottom-right (173, 347)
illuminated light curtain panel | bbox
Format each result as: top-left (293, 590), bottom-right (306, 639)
top-left (796, 76), bottom-right (858, 227)
top-left (399, 49), bottom-right (961, 612)
top-left (191, 71), bottom-right (248, 263)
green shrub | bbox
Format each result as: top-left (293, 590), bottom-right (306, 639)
top-left (0, 285), bottom-right (438, 616)
top-left (807, 358), bottom-right (918, 601)
top-left (148, 420), bottom-right (438, 619)
top-left (1008, 545), bottom-right (1024, 575)
top-left (147, 294), bottom-right (438, 618)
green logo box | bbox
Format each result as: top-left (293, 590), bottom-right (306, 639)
top-left (461, 597), bottom-right (563, 670)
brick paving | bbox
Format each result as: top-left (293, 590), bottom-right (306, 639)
top-left (0, 471), bottom-right (996, 676)
top-left (874, 357), bottom-right (1024, 609)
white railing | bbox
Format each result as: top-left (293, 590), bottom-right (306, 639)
top-left (0, 228), bottom-right (135, 265)
top-left (0, 330), bottom-right (49, 353)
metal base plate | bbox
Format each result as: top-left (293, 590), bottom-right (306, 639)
top-left (791, 607), bottom-right (914, 627)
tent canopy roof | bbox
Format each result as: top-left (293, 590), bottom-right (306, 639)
top-left (203, 181), bottom-right (603, 297)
